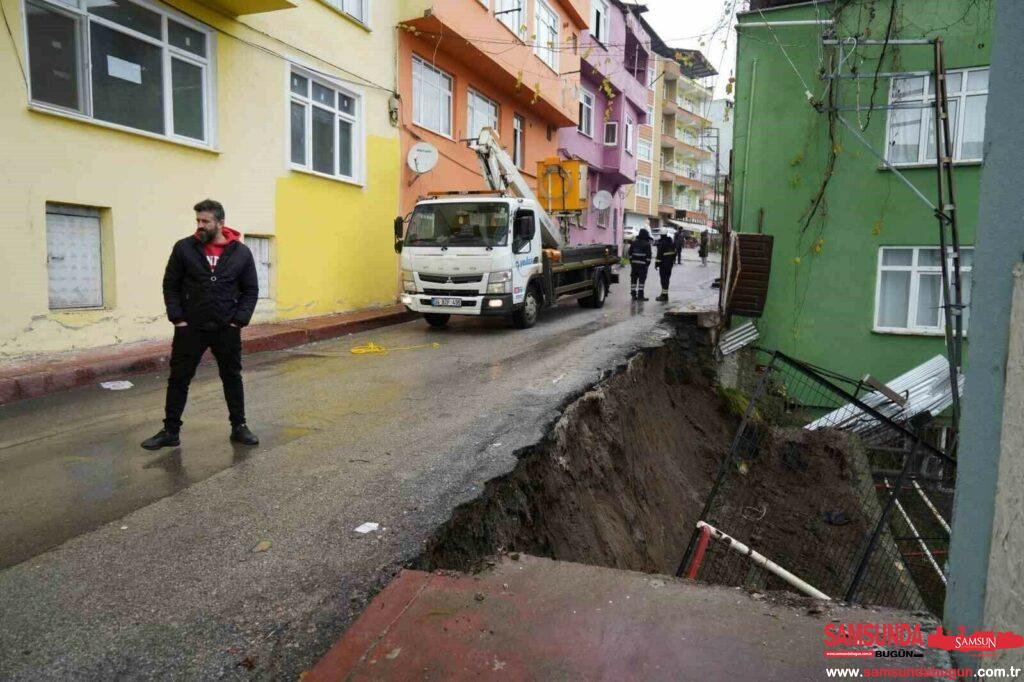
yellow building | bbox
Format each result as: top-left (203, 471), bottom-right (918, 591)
top-left (0, 0), bottom-right (401, 359)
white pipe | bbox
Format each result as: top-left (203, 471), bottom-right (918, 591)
top-left (737, 59), bottom-right (757, 231)
top-left (697, 521), bottom-right (831, 600)
top-left (883, 480), bottom-right (947, 585)
top-left (912, 480), bottom-right (951, 534)
top-left (738, 20), bottom-right (834, 27)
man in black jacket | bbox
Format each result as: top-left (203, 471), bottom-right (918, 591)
top-left (654, 233), bottom-right (677, 302)
top-left (627, 229), bottom-right (653, 301)
top-left (142, 199), bottom-right (260, 450)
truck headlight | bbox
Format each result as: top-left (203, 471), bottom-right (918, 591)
top-left (487, 270), bottom-right (512, 295)
top-left (402, 270), bottom-right (416, 293)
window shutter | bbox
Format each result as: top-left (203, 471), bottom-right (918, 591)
top-left (730, 233), bottom-right (773, 317)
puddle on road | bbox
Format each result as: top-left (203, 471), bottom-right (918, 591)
top-left (0, 422), bottom-right (312, 570)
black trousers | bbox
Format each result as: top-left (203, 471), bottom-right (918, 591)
top-left (630, 264), bottom-right (649, 294)
top-left (675, 248), bottom-right (683, 264)
top-left (659, 261), bottom-right (674, 291)
top-left (164, 325), bottom-right (245, 431)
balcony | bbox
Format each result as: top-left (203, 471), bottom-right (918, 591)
top-left (197, 0), bottom-right (295, 14)
top-left (662, 133), bottom-right (712, 158)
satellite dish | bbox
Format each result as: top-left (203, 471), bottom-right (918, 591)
top-left (592, 190), bottom-right (613, 210)
top-left (407, 142), bottom-right (439, 174)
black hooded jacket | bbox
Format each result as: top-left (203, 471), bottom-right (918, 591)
top-left (628, 232), bottom-right (652, 266)
top-left (656, 234), bottom-right (677, 267)
top-left (162, 236), bottom-right (259, 330)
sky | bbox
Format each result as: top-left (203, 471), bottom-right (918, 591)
top-left (637, 0), bottom-right (741, 99)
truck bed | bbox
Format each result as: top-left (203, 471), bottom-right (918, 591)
top-left (557, 244), bottom-right (617, 265)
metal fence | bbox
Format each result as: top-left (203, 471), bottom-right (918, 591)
top-left (678, 350), bottom-right (956, 614)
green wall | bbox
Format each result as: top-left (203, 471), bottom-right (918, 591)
top-left (732, 0), bottom-right (994, 382)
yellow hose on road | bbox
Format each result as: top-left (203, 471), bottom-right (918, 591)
top-left (350, 341), bottom-right (441, 356)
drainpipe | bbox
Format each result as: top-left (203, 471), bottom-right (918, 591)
top-left (697, 521), bottom-right (831, 601)
top-left (737, 59), bottom-right (758, 232)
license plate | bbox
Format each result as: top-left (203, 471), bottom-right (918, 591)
top-left (431, 297), bottom-right (463, 307)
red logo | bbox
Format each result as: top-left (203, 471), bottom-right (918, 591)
top-left (927, 626), bottom-right (1024, 654)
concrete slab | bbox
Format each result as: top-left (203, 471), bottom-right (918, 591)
top-left (307, 555), bottom-right (948, 681)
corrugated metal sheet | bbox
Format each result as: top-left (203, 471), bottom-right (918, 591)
top-left (805, 355), bottom-right (963, 441)
top-left (718, 322), bottom-right (759, 356)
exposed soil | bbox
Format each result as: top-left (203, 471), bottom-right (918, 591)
top-left (418, 334), bottom-right (733, 576)
top-left (418, 325), bottom-right (923, 609)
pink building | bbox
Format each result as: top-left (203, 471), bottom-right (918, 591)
top-left (557, 0), bottom-right (651, 251)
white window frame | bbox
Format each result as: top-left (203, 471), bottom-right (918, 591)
top-left (512, 112), bottom-right (525, 169)
top-left (645, 103), bottom-right (654, 123)
top-left (244, 235), bottom-right (273, 300)
top-left (320, 0), bottom-right (370, 26)
top-left (873, 246), bottom-right (973, 335)
top-left (637, 137), bottom-right (652, 162)
top-left (625, 115), bottom-right (634, 154)
top-left (466, 87), bottom-right (499, 139)
top-left (411, 55), bottom-right (453, 138)
top-left (494, 0), bottom-right (526, 39)
top-left (23, 0), bottom-right (216, 147)
top-left (289, 64), bottom-right (364, 184)
top-left (604, 120), bottom-right (618, 146)
top-left (534, 0), bottom-right (559, 72)
top-left (637, 175), bottom-right (651, 199)
top-left (648, 64), bottom-right (656, 90)
top-left (578, 88), bottom-right (595, 138)
top-left (884, 66), bottom-right (989, 165)
top-left (590, 0), bottom-right (610, 45)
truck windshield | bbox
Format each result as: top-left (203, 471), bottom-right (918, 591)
top-left (405, 203), bottom-right (509, 248)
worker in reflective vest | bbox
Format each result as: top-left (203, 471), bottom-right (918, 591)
top-left (627, 229), bottom-right (652, 301)
top-left (654, 233), bottom-right (677, 302)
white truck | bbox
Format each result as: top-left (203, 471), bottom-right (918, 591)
top-left (395, 128), bottom-right (619, 329)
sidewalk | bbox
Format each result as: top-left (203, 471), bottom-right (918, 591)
top-left (306, 555), bottom-right (948, 681)
top-left (0, 306), bottom-right (415, 406)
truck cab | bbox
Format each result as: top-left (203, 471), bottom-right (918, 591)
top-left (398, 195), bottom-right (546, 327)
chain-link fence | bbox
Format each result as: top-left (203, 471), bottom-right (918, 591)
top-left (678, 350), bottom-right (956, 614)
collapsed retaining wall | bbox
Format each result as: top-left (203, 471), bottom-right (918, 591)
top-left (418, 315), bottom-right (926, 611)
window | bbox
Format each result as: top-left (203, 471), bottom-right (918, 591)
top-left (513, 113), bottom-right (525, 169)
top-left (637, 175), bottom-right (651, 199)
top-left (590, 0), bottom-right (610, 45)
top-left (467, 88), bottom-right (498, 139)
top-left (625, 115), bottom-right (634, 154)
top-left (245, 236), bottom-right (272, 299)
top-left (645, 103), bottom-right (654, 123)
top-left (638, 138), bottom-right (652, 162)
top-left (412, 55), bottom-right (453, 137)
top-left (604, 121), bottom-right (618, 146)
top-left (25, 0), bottom-right (214, 144)
top-left (578, 88), bottom-right (595, 137)
top-left (885, 67), bottom-right (989, 164)
top-left (648, 64), bottom-right (657, 90)
top-left (875, 246), bottom-right (974, 333)
top-left (290, 68), bottom-right (361, 181)
top-left (495, 0), bottom-right (525, 39)
top-left (534, 0), bottom-right (559, 71)
top-left (46, 203), bottom-right (103, 309)
top-left (596, 206), bottom-right (610, 227)
top-left (321, 0), bottom-right (368, 24)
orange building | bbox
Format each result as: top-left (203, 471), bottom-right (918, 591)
top-left (397, 0), bottom-right (588, 216)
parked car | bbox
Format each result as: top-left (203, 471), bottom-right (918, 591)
top-left (650, 226), bottom-right (677, 242)
top-left (623, 226), bottom-right (640, 242)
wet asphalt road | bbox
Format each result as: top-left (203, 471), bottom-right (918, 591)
top-left (0, 255), bottom-right (718, 680)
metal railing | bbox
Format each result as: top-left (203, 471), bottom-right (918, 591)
top-left (678, 350), bottom-right (955, 614)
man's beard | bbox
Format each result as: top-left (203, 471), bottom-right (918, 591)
top-left (197, 229), bottom-right (215, 243)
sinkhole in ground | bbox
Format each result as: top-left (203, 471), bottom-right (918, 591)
top-left (414, 317), bottom-right (915, 610)
top-left (417, 324), bottom-right (734, 577)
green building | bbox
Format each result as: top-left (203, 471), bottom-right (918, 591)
top-left (732, 0), bottom-right (994, 382)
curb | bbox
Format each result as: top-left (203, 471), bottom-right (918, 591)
top-left (0, 307), bottom-right (417, 407)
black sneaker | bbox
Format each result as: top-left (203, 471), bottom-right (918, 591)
top-left (230, 424), bottom-right (260, 446)
top-left (638, 295), bottom-right (649, 301)
top-left (656, 294), bottom-right (669, 302)
top-left (630, 291), bottom-right (637, 300)
top-left (141, 429), bottom-right (180, 450)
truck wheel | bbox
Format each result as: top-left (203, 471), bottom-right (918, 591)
top-left (423, 313), bottom-right (450, 328)
top-left (512, 287), bottom-right (540, 329)
top-left (578, 276), bottom-right (608, 309)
